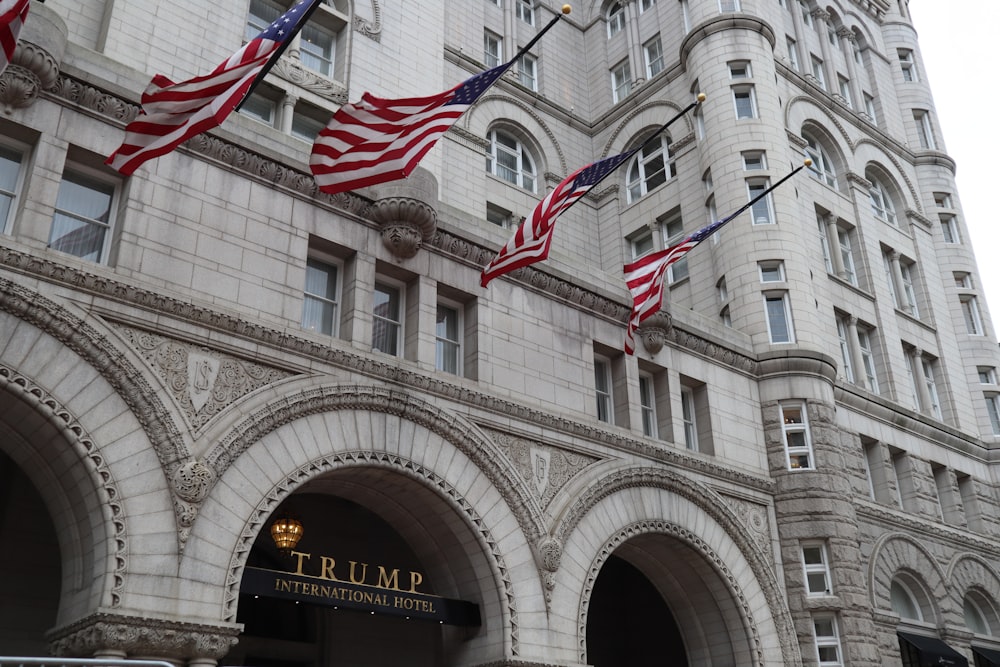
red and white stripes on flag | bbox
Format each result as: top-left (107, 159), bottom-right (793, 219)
top-left (105, 0), bottom-right (320, 175)
top-left (310, 63), bottom-right (509, 195)
top-left (0, 0), bottom-right (29, 76)
top-left (481, 150), bottom-right (636, 287)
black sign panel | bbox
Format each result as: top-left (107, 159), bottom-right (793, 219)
top-left (241, 566), bottom-right (481, 627)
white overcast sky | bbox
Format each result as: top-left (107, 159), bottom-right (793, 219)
top-left (908, 2), bottom-right (1000, 331)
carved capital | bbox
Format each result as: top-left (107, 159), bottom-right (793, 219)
top-left (637, 309), bottom-right (673, 355)
top-left (47, 612), bottom-right (241, 660)
top-left (368, 168), bottom-right (439, 259)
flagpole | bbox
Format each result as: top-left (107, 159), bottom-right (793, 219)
top-left (236, 0), bottom-right (326, 112)
top-left (717, 158), bottom-right (812, 225)
top-left (511, 4), bottom-right (573, 65)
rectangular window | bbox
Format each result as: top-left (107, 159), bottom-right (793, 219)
top-left (435, 301), bottom-right (462, 375)
top-left (838, 76), bottom-right (852, 108)
top-left (935, 192), bottom-right (954, 208)
top-left (612, 60), bottom-right (632, 103)
top-left (813, 615), bottom-right (843, 667)
top-left (811, 56), bottom-right (826, 89)
top-left (863, 92), bottom-right (877, 121)
top-left (962, 295), bottom-right (984, 335)
top-left (372, 281), bottom-right (403, 355)
top-left (719, 0), bottom-right (740, 11)
top-left (519, 54), bottom-right (538, 91)
top-left (765, 293), bottom-right (794, 343)
top-left (858, 327), bottom-right (880, 394)
top-left (681, 386), bottom-right (697, 450)
top-left (302, 257), bottom-right (340, 336)
top-left (729, 60), bottom-right (751, 79)
top-left (742, 150), bottom-right (766, 170)
top-left (663, 214), bottom-right (688, 283)
top-left (748, 179), bottom-right (774, 224)
top-left (733, 86), bottom-right (757, 119)
top-left (0, 144), bottom-right (24, 234)
top-left (836, 316), bottom-right (855, 383)
top-left (645, 36), bottom-right (665, 78)
top-left (838, 227), bottom-right (856, 285)
top-left (239, 90), bottom-right (277, 125)
top-left (484, 30), bottom-right (502, 68)
top-left (900, 260), bottom-right (920, 318)
top-left (955, 272), bottom-right (973, 289)
top-left (862, 437), bottom-right (890, 502)
top-left (641, 0), bottom-right (656, 10)
top-left (486, 202), bottom-right (515, 229)
top-left (246, 0), bottom-right (279, 40)
top-left (802, 543), bottom-right (833, 596)
top-left (800, 2), bottom-right (813, 27)
top-left (48, 167), bottom-right (117, 264)
top-left (899, 48), bottom-right (917, 82)
top-left (958, 474), bottom-right (983, 531)
top-left (787, 37), bottom-right (800, 71)
top-left (595, 356), bottom-right (613, 423)
top-left (818, 219), bottom-right (833, 274)
top-left (891, 448), bottom-right (911, 509)
top-left (629, 228), bottom-right (654, 259)
top-left (759, 261), bottom-right (785, 283)
top-left (300, 22), bottom-right (335, 76)
top-left (980, 367), bottom-right (998, 385)
top-left (639, 374), bottom-right (658, 438)
top-left (914, 110), bottom-right (935, 149)
top-left (291, 101), bottom-right (328, 142)
top-left (781, 402), bottom-right (813, 469)
top-left (516, 0), bottom-right (534, 25)
top-left (940, 215), bottom-right (959, 243)
top-left (922, 357), bottom-right (942, 419)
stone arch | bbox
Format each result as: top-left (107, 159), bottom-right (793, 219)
top-left (600, 99), bottom-right (694, 159)
top-left (948, 553), bottom-right (1000, 634)
top-left (549, 464), bottom-right (797, 667)
top-left (869, 533), bottom-right (949, 624)
top-left (462, 94), bottom-right (567, 176)
top-left (187, 405), bottom-right (546, 661)
top-left (853, 142), bottom-right (922, 213)
top-left (785, 95), bottom-right (855, 150)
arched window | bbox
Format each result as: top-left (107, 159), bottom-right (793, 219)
top-left (804, 132), bottom-right (837, 189)
top-left (890, 579), bottom-right (923, 621)
top-left (487, 129), bottom-right (537, 193)
top-left (964, 592), bottom-right (998, 636)
top-left (868, 173), bottom-right (897, 225)
top-left (607, 2), bottom-right (625, 38)
top-left (626, 135), bottom-right (674, 203)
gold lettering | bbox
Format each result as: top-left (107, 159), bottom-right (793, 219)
top-left (409, 571), bottom-right (423, 593)
top-left (349, 561), bottom-right (368, 585)
top-left (377, 566), bottom-right (400, 590)
top-left (321, 585), bottom-right (332, 598)
top-left (310, 583), bottom-right (320, 596)
top-left (394, 596), bottom-right (405, 608)
top-left (363, 591), bottom-right (374, 604)
top-left (428, 600), bottom-right (436, 614)
top-left (291, 550), bottom-right (311, 575)
top-left (277, 578), bottom-right (291, 592)
top-left (320, 556), bottom-right (338, 581)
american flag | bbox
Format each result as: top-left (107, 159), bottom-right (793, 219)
top-left (310, 63), bottom-right (511, 195)
top-left (622, 214), bottom-right (733, 354)
top-left (481, 150), bottom-right (637, 287)
top-left (0, 0), bottom-right (29, 76)
top-left (106, 0), bottom-right (320, 175)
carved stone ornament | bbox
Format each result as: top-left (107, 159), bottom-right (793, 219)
top-left (637, 307), bottom-right (673, 355)
top-left (172, 459), bottom-right (216, 503)
top-left (368, 168), bottom-right (439, 259)
top-left (0, 2), bottom-right (67, 112)
top-left (270, 55), bottom-right (348, 104)
top-left (47, 612), bottom-right (241, 660)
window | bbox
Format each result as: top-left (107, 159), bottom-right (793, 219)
top-left (239, 90), bottom-right (277, 125)
top-left (48, 167), bottom-right (117, 264)
top-left (863, 92), bottom-right (877, 121)
top-left (922, 356), bottom-right (942, 419)
top-left (890, 579), bottom-right (923, 620)
top-left (964, 595), bottom-right (993, 635)
top-left (607, 2), bottom-right (625, 37)
top-left (372, 281), bottom-right (403, 355)
top-left (759, 261), bottom-right (785, 283)
top-left (719, 0), bottom-right (740, 11)
top-left (787, 37), bottom-right (800, 71)
top-left (898, 48), bottom-right (917, 82)
top-left (836, 317), bottom-right (855, 383)
top-left (913, 110), bottom-right (935, 149)
top-left (720, 306), bottom-right (732, 327)
top-left (435, 301), bottom-right (462, 375)
top-left (802, 543), bottom-right (833, 595)
top-left (300, 21), bottom-right (335, 76)
top-left (805, 133), bottom-right (837, 188)
top-left (729, 60), bottom-right (751, 79)
top-left (811, 56), bottom-right (826, 89)
top-left (290, 102), bottom-right (328, 142)
top-left (681, 386), bottom-right (697, 450)
top-left (934, 192), bottom-right (954, 208)
top-left (858, 327), bottom-right (880, 393)
top-left (717, 276), bottom-right (728, 302)
top-left (629, 228), bottom-right (654, 259)
top-left (940, 214), bottom-right (959, 243)
top-left (302, 257), bottom-right (340, 335)
top-left (955, 272), bottom-right (973, 289)
top-left (518, 54), bottom-right (538, 91)
top-left (640, 0), bottom-right (656, 11)
top-left (827, 21), bottom-right (838, 47)
top-left (748, 178), bottom-right (774, 224)
top-left (611, 60), bottom-right (632, 103)
top-left (487, 129), bottom-right (536, 192)
top-left (837, 225), bottom-right (856, 284)
top-left (733, 86), bottom-right (757, 119)
top-left (899, 260), bottom-right (920, 317)
top-left (245, 0), bottom-right (278, 40)
top-left (838, 76), bottom-right (852, 108)
top-left (818, 219), bottom-right (833, 274)
top-left (980, 367), bottom-right (998, 385)
top-left (639, 374), bottom-right (657, 437)
top-left (781, 402), bottom-right (812, 469)
top-left (484, 30), bottom-right (502, 68)
top-left (800, 1), bottom-right (812, 27)
top-left (595, 356), bottom-right (613, 422)
top-left (516, 0), bottom-right (534, 25)
top-left (644, 36), bottom-right (665, 78)
top-left (486, 202), bottom-right (516, 229)
top-left (962, 295), bottom-right (984, 335)
top-left (765, 292), bottom-right (794, 343)
top-left (0, 145), bottom-right (24, 234)
top-left (868, 176), bottom-right (896, 224)
top-left (663, 214), bottom-right (688, 283)
top-left (627, 136), bottom-right (673, 202)
top-left (742, 150), bottom-right (765, 170)
top-left (813, 615), bottom-right (843, 667)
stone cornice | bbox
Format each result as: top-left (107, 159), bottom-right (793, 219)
top-left (856, 501), bottom-right (1000, 557)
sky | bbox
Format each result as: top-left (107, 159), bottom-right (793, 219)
top-left (907, 2), bottom-right (1000, 330)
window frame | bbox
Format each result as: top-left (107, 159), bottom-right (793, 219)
top-left (301, 254), bottom-right (342, 337)
top-left (487, 128), bottom-right (537, 193)
top-left (962, 294), bottom-right (984, 335)
top-left (611, 59), bottom-right (632, 103)
top-left (516, 0), bottom-right (535, 25)
top-left (0, 141), bottom-right (27, 236)
top-left (868, 177), bottom-right (897, 225)
top-left (644, 36), bottom-right (665, 78)
top-left (606, 2), bottom-right (625, 38)
top-left (372, 278), bottom-right (405, 356)
top-left (484, 30), bottom-right (503, 68)
top-left (733, 85), bottom-right (757, 119)
top-left (899, 48), bottom-right (918, 82)
top-left (48, 164), bottom-right (119, 265)
top-left (813, 614), bottom-right (844, 667)
top-left (681, 385), bottom-right (697, 450)
top-left (594, 356), bottom-right (614, 423)
top-left (780, 401), bottom-right (813, 470)
top-left (639, 373), bottom-right (658, 438)
top-left (764, 291), bottom-right (795, 344)
top-left (802, 542), bottom-right (833, 596)
top-left (435, 298), bottom-right (464, 375)
top-left (518, 53), bottom-right (538, 91)
top-left (940, 214), bottom-right (960, 243)
top-left (747, 178), bottom-right (774, 224)
top-left (626, 135), bottom-right (673, 203)
top-left (663, 214), bottom-right (688, 283)
top-left (804, 134), bottom-right (837, 188)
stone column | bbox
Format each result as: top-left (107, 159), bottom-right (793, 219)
top-left (909, 347), bottom-right (932, 413)
top-left (812, 9), bottom-right (838, 91)
top-left (624, 0), bottom-right (645, 87)
top-left (824, 214), bottom-right (846, 278)
top-left (887, 250), bottom-right (908, 313)
top-left (279, 93), bottom-right (298, 134)
top-left (839, 29), bottom-right (864, 110)
top-left (846, 316), bottom-right (868, 390)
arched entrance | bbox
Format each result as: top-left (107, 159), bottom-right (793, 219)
top-left (584, 530), bottom-right (759, 667)
top-left (223, 465), bottom-right (500, 667)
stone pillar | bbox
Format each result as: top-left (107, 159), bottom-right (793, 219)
top-left (839, 29), bottom-right (864, 110)
top-left (824, 214), bottom-right (846, 278)
top-left (624, 0), bottom-right (645, 87)
top-left (909, 347), bottom-right (932, 413)
top-left (279, 93), bottom-right (298, 134)
top-left (846, 316), bottom-right (867, 390)
top-left (812, 9), bottom-right (838, 91)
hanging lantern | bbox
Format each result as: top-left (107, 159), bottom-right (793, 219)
top-left (270, 516), bottom-right (304, 553)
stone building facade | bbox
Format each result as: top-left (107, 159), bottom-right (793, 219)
top-left (2, 0), bottom-right (1000, 666)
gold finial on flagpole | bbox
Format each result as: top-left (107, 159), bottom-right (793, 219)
top-left (804, 158), bottom-right (813, 167)
top-left (697, 92), bottom-right (706, 103)
top-left (562, 4), bottom-right (572, 14)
